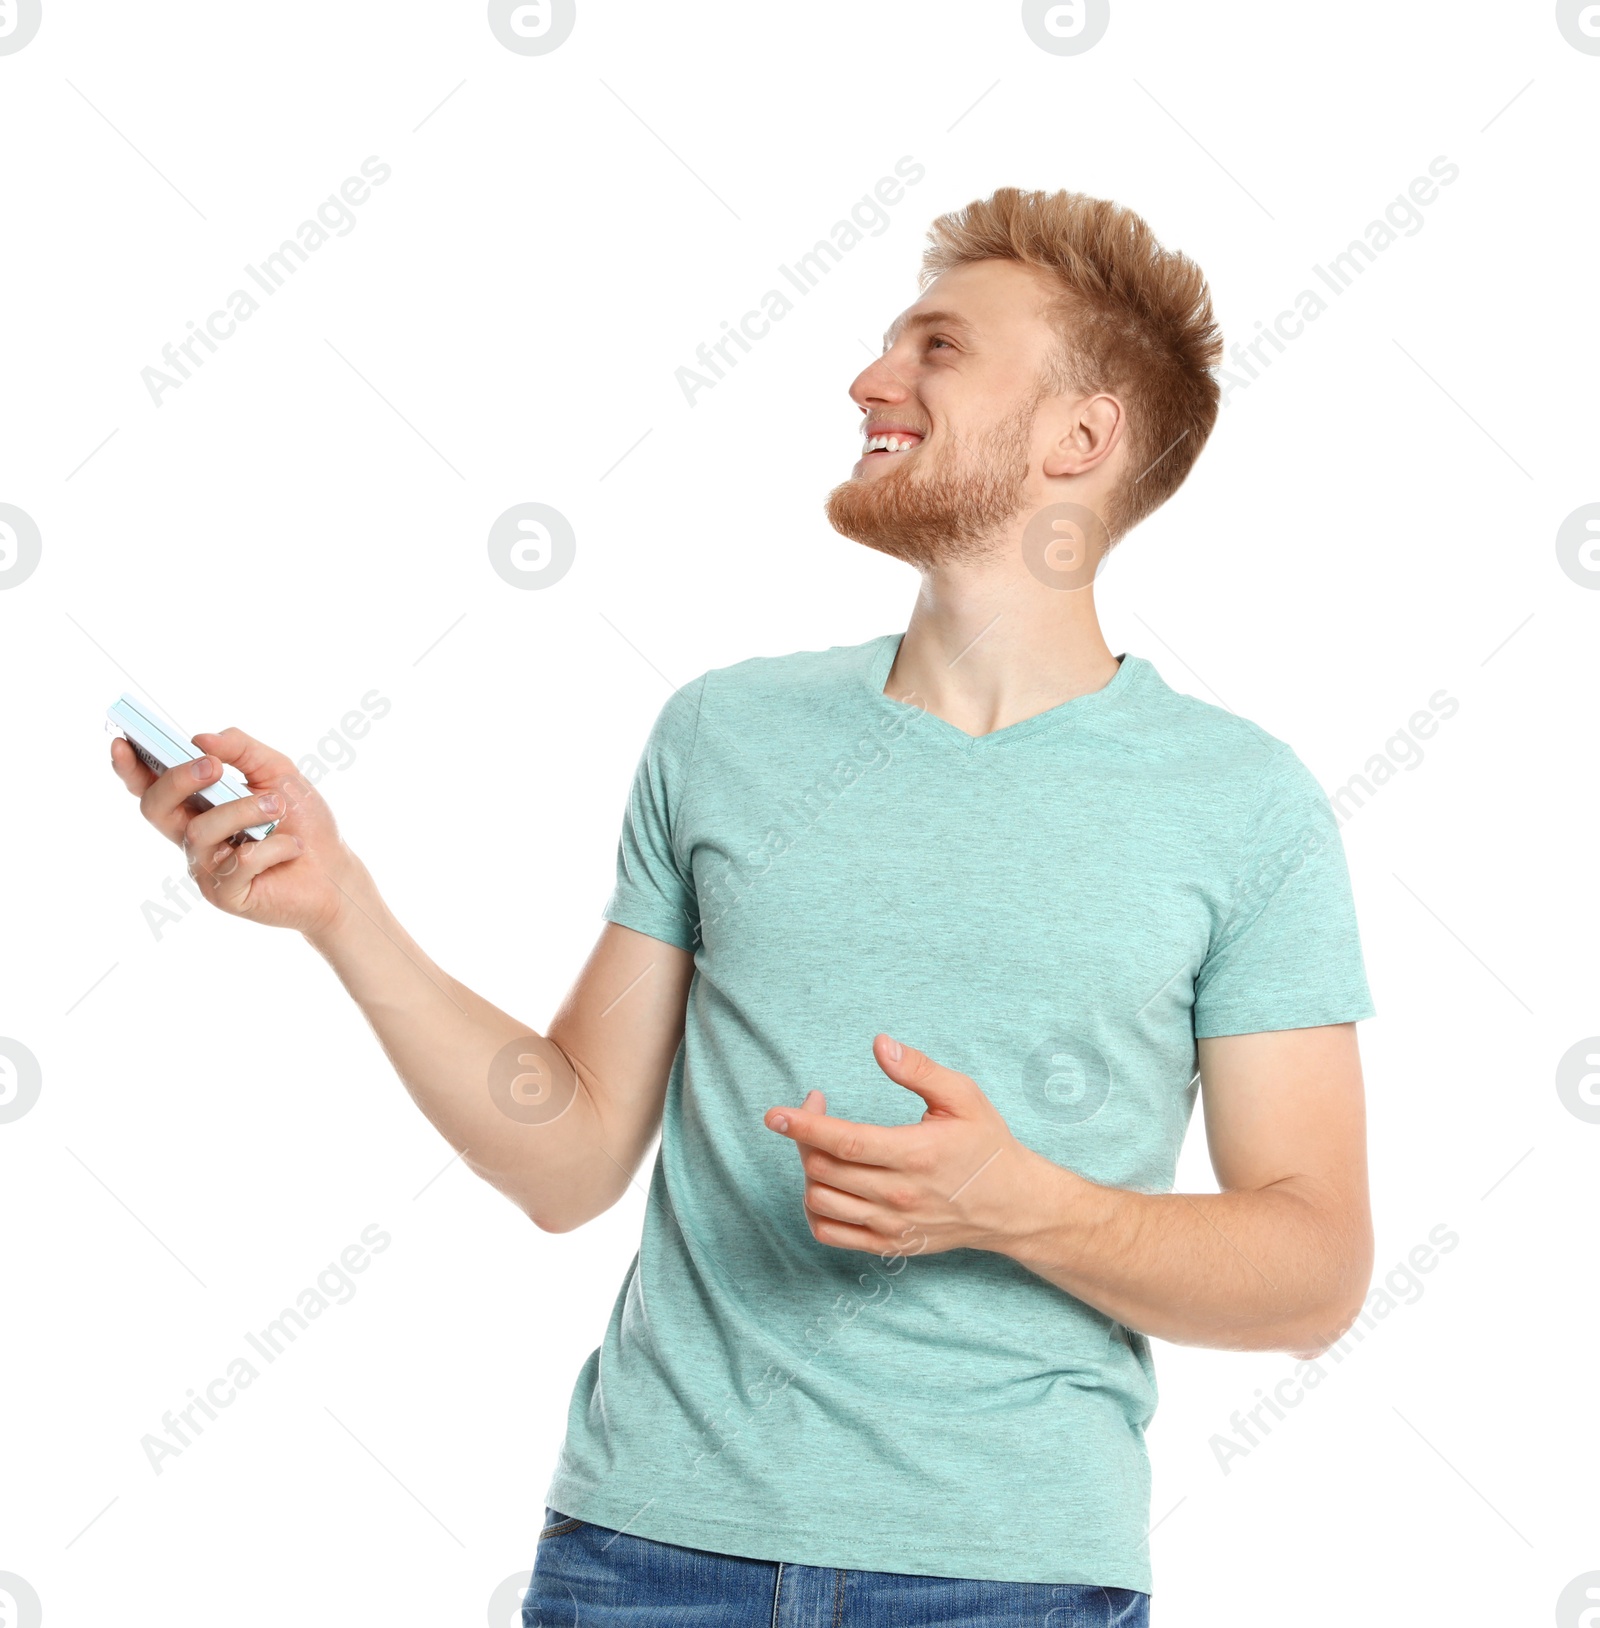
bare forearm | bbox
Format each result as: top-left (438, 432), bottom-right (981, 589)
top-left (303, 858), bottom-right (630, 1228)
top-left (999, 1152), bottom-right (1373, 1353)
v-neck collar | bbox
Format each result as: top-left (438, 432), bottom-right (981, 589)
top-left (863, 632), bottom-right (1141, 753)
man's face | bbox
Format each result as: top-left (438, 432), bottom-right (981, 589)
top-left (825, 259), bottom-right (1068, 569)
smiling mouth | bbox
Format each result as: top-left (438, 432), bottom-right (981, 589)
top-left (860, 431), bottom-right (925, 461)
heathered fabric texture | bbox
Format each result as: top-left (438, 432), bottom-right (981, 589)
top-left (545, 634), bottom-right (1375, 1589)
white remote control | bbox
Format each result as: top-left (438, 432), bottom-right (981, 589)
top-left (107, 692), bottom-right (279, 844)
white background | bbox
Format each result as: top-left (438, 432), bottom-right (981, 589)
top-left (1, 2), bottom-right (1595, 1623)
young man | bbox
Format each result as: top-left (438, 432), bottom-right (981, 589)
top-left (112, 188), bottom-right (1375, 1625)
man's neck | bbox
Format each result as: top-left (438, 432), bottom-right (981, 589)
top-left (884, 555), bottom-right (1120, 738)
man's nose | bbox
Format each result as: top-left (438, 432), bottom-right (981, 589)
top-left (850, 354), bottom-right (911, 409)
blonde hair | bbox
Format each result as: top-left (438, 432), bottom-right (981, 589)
top-left (920, 187), bottom-right (1223, 543)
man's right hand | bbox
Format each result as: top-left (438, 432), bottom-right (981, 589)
top-left (111, 718), bottom-right (693, 1231)
top-left (110, 725), bottom-right (355, 941)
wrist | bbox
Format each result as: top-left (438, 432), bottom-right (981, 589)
top-left (303, 848), bottom-right (381, 955)
top-left (991, 1146), bottom-right (1104, 1266)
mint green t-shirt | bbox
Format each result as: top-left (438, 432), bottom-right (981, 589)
top-left (546, 635), bottom-right (1375, 1591)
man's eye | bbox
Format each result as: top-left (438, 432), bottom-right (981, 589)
top-left (928, 335), bottom-right (954, 351)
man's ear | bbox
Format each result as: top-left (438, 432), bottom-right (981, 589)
top-left (1041, 392), bottom-right (1125, 479)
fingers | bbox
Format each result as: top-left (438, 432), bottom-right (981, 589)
top-left (184, 787), bottom-right (285, 854)
top-left (806, 1213), bottom-right (885, 1253)
top-left (192, 729), bottom-right (320, 834)
top-left (872, 1033), bottom-right (978, 1114)
top-left (764, 1103), bottom-right (900, 1166)
top-left (118, 723), bottom-right (320, 862)
top-left (109, 735), bottom-right (157, 795)
top-left (803, 1179), bottom-right (878, 1227)
top-left (191, 727), bottom-right (299, 791)
top-left (138, 751), bottom-right (225, 845)
top-left (798, 1145), bottom-right (892, 1200)
top-left (189, 829), bottom-right (303, 912)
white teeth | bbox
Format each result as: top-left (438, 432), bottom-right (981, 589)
top-left (864, 434), bottom-right (919, 454)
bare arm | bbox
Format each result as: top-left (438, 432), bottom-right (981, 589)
top-left (766, 1024), bottom-right (1373, 1357)
top-left (306, 878), bottom-right (691, 1230)
top-left (1000, 1024), bottom-right (1374, 1353)
top-left (111, 726), bottom-right (693, 1231)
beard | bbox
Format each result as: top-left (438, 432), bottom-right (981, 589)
top-left (824, 391), bottom-right (1042, 569)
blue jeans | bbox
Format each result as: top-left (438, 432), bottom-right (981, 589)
top-left (522, 1508), bottom-right (1150, 1626)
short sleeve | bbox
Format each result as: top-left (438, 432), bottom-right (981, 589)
top-left (1193, 747), bottom-right (1376, 1039)
top-left (601, 677), bottom-right (705, 954)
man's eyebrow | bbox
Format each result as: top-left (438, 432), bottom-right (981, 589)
top-left (880, 310), bottom-right (977, 350)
